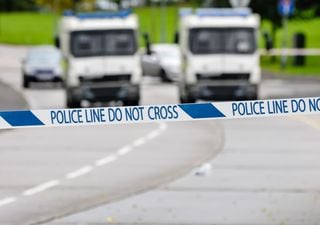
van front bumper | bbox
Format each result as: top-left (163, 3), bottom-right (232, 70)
top-left (186, 81), bottom-right (258, 101)
top-left (70, 82), bottom-right (140, 102)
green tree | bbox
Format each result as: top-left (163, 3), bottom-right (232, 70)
top-left (250, 0), bottom-right (283, 48)
top-left (36, 0), bottom-right (96, 12)
top-left (295, 0), bottom-right (320, 16)
top-left (0, 0), bottom-right (36, 11)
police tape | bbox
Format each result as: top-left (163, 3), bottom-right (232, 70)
top-left (0, 96), bottom-right (320, 129)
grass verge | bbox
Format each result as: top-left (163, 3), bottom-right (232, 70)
top-left (0, 13), bottom-right (58, 45)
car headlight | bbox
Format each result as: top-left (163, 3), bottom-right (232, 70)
top-left (24, 66), bottom-right (34, 75)
top-left (54, 67), bottom-right (63, 76)
top-left (164, 64), bottom-right (180, 74)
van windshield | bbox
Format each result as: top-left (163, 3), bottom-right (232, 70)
top-left (71, 29), bottom-right (137, 57)
top-left (189, 28), bottom-right (256, 54)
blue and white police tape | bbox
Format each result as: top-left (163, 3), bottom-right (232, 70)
top-left (0, 96), bottom-right (320, 129)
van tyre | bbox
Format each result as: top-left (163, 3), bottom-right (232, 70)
top-left (123, 99), bottom-right (140, 106)
top-left (180, 96), bottom-right (196, 104)
top-left (247, 93), bottom-right (258, 101)
top-left (66, 90), bottom-right (81, 108)
top-left (67, 97), bottom-right (81, 108)
top-left (247, 85), bottom-right (259, 100)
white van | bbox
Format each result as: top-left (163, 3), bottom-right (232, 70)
top-left (56, 10), bottom-right (142, 107)
top-left (178, 8), bottom-right (261, 103)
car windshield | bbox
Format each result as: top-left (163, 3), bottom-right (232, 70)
top-left (189, 28), bottom-right (256, 54)
top-left (71, 29), bottom-right (137, 57)
top-left (27, 49), bottom-right (60, 64)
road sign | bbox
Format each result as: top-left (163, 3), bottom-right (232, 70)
top-left (278, 0), bottom-right (295, 16)
top-left (229, 0), bottom-right (251, 8)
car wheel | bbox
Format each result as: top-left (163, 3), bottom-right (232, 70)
top-left (23, 75), bottom-right (30, 88)
top-left (160, 69), bottom-right (172, 83)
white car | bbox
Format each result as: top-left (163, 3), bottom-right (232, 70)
top-left (22, 46), bottom-right (63, 88)
top-left (141, 44), bottom-right (181, 82)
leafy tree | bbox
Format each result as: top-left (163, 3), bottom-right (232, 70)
top-left (0, 0), bottom-right (36, 11)
top-left (295, 0), bottom-right (320, 16)
top-left (36, 0), bottom-right (95, 12)
top-left (250, 0), bottom-right (283, 48)
top-left (250, 0), bottom-right (320, 47)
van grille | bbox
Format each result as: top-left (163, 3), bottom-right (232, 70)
top-left (79, 74), bottom-right (131, 83)
top-left (196, 73), bottom-right (250, 81)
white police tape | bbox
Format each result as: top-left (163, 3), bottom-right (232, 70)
top-left (0, 96), bottom-right (320, 129)
top-left (260, 48), bottom-right (320, 56)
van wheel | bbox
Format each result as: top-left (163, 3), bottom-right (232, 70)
top-left (246, 85), bottom-right (259, 100)
top-left (66, 90), bottom-right (81, 108)
top-left (180, 97), bottom-right (196, 104)
top-left (123, 99), bottom-right (140, 106)
top-left (67, 98), bottom-right (81, 108)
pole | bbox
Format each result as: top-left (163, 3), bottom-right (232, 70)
top-left (0, 12), bottom-right (2, 38)
top-left (281, 15), bottom-right (288, 69)
top-left (160, 0), bottom-right (167, 43)
top-left (151, 1), bottom-right (156, 43)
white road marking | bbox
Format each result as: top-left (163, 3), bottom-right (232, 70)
top-left (0, 122), bottom-right (168, 209)
top-left (146, 130), bottom-right (161, 140)
top-left (95, 155), bottom-right (117, 167)
top-left (22, 180), bottom-right (60, 196)
top-left (0, 197), bottom-right (17, 207)
top-left (66, 166), bottom-right (93, 179)
top-left (159, 122), bottom-right (168, 131)
top-left (117, 145), bottom-right (133, 156)
top-left (132, 138), bottom-right (146, 147)
top-left (294, 116), bottom-right (320, 131)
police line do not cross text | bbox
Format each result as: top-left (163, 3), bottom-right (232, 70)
top-left (0, 97), bottom-right (319, 129)
top-left (50, 105), bottom-right (179, 125)
top-left (231, 98), bottom-right (320, 117)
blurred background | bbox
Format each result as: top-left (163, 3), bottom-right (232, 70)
top-left (0, 0), bottom-right (320, 75)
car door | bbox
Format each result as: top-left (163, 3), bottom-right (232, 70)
top-left (141, 51), bottom-right (161, 76)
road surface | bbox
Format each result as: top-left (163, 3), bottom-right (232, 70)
top-left (0, 45), bottom-right (320, 225)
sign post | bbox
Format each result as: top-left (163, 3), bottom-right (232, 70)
top-left (278, 0), bottom-right (295, 69)
top-left (160, 0), bottom-right (167, 43)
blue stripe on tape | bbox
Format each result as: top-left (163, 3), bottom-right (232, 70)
top-left (0, 111), bottom-right (44, 127)
top-left (179, 103), bottom-right (225, 119)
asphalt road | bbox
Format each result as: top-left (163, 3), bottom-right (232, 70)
top-left (0, 45), bottom-right (320, 225)
top-left (0, 46), bottom-right (224, 225)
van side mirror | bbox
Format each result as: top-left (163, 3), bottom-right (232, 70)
top-left (54, 36), bottom-right (60, 49)
top-left (143, 33), bottom-right (151, 55)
